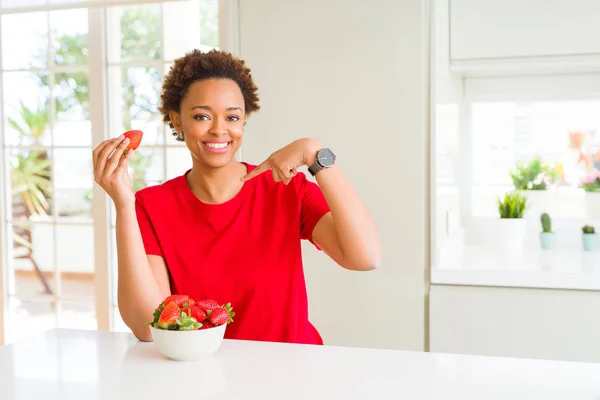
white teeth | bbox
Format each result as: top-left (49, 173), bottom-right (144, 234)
top-left (205, 142), bottom-right (228, 149)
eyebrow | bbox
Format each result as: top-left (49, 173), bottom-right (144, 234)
top-left (191, 105), bottom-right (242, 112)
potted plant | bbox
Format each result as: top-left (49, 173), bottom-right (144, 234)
top-left (582, 225), bottom-right (600, 252)
top-left (494, 191), bottom-right (528, 250)
top-left (510, 156), bottom-right (560, 218)
top-left (539, 213), bottom-right (556, 249)
top-left (580, 169), bottom-right (600, 218)
top-left (510, 156), bottom-right (560, 191)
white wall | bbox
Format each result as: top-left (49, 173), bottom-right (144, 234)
top-left (430, 284), bottom-right (600, 363)
top-left (237, 0), bottom-right (429, 350)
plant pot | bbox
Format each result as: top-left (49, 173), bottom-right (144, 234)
top-left (539, 232), bottom-right (556, 249)
top-left (582, 233), bottom-right (600, 252)
top-left (492, 218), bottom-right (527, 250)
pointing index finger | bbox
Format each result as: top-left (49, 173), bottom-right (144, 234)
top-left (241, 161), bottom-right (270, 182)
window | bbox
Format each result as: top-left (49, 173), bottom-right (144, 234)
top-left (432, 71), bottom-right (600, 268)
top-left (470, 99), bottom-right (600, 218)
top-left (472, 101), bottom-right (600, 189)
top-left (0, 0), bottom-right (220, 345)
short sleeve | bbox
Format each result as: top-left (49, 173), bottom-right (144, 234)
top-left (135, 193), bottom-right (163, 257)
top-left (299, 173), bottom-right (331, 249)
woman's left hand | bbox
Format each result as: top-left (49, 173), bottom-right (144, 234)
top-left (241, 138), bottom-right (321, 184)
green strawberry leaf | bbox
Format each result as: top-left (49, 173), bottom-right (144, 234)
top-left (152, 308), bottom-right (161, 323)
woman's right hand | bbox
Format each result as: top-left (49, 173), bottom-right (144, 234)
top-left (93, 135), bottom-right (135, 209)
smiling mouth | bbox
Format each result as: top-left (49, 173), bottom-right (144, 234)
top-left (203, 142), bottom-right (230, 149)
top-left (202, 141), bottom-right (232, 153)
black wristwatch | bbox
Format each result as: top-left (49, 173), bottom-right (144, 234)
top-left (308, 148), bottom-right (336, 176)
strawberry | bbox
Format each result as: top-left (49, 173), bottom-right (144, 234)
top-left (199, 321), bottom-right (214, 330)
top-left (156, 301), bottom-right (182, 329)
top-left (183, 304), bottom-right (207, 323)
top-left (153, 301), bottom-right (202, 331)
top-left (196, 299), bottom-right (220, 312)
top-left (176, 313), bottom-right (202, 331)
top-left (209, 308), bottom-right (229, 326)
top-left (209, 303), bottom-right (235, 326)
top-left (147, 295), bottom-right (197, 327)
top-left (163, 294), bottom-right (189, 308)
top-left (122, 130), bottom-right (143, 154)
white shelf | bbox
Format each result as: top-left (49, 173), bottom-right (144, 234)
top-left (431, 245), bottom-right (600, 291)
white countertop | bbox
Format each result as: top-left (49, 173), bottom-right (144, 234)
top-left (432, 245), bottom-right (600, 291)
top-left (1, 329), bottom-right (600, 399)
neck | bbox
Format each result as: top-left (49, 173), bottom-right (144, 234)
top-left (186, 160), bottom-right (247, 204)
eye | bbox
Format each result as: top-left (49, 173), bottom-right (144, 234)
top-left (193, 114), bottom-right (209, 121)
top-left (227, 115), bottom-right (240, 122)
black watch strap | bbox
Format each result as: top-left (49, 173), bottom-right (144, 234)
top-left (308, 162), bottom-right (323, 176)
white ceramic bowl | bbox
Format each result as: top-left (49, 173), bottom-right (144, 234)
top-left (149, 323), bottom-right (227, 361)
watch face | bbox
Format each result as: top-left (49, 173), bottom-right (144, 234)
top-left (317, 148), bottom-right (336, 167)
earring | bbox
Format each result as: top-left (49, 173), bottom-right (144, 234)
top-left (176, 131), bottom-right (184, 141)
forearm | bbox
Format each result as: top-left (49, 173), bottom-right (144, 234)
top-left (115, 206), bottom-right (163, 341)
top-left (315, 164), bottom-right (382, 270)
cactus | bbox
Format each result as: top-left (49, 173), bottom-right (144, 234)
top-left (540, 213), bottom-right (552, 233)
top-left (582, 225), bottom-right (595, 234)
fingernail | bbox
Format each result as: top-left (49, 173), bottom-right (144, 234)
top-left (118, 135), bottom-right (124, 139)
top-left (124, 138), bottom-right (130, 143)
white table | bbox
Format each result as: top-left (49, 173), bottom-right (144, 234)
top-left (1, 329), bottom-right (600, 399)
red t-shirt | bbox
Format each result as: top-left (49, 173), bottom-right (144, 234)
top-left (134, 163), bottom-right (330, 345)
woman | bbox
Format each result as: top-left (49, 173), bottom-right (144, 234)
top-left (92, 49), bottom-right (381, 344)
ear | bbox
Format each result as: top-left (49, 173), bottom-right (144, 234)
top-left (169, 110), bottom-right (182, 132)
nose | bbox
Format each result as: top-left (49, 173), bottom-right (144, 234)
top-left (209, 118), bottom-right (228, 136)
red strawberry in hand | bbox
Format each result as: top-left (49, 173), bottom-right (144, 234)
top-left (209, 303), bottom-right (235, 326)
top-left (123, 130), bottom-right (143, 155)
top-left (196, 299), bottom-right (219, 312)
top-left (156, 301), bottom-right (182, 329)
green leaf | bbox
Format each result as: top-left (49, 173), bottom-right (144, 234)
top-left (498, 191), bottom-right (528, 219)
top-left (509, 156), bottom-right (559, 191)
top-left (12, 232), bottom-right (32, 249)
top-left (152, 307), bottom-right (162, 324)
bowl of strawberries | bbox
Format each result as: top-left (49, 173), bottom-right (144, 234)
top-left (147, 294), bottom-right (235, 361)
